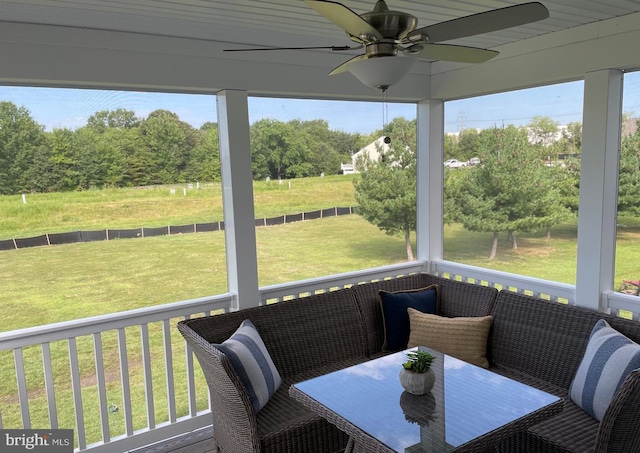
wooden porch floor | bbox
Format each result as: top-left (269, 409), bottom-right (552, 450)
top-left (129, 427), bottom-right (216, 453)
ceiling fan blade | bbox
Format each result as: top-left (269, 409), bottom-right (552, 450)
top-left (409, 2), bottom-right (549, 43)
top-left (408, 43), bottom-right (498, 63)
top-left (329, 54), bottom-right (367, 75)
top-left (224, 45), bottom-right (356, 52)
top-left (305, 0), bottom-right (383, 41)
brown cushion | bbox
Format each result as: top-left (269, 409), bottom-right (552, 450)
top-left (407, 308), bottom-right (493, 368)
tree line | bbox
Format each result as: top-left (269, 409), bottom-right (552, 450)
top-left (354, 115), bottom-right (640, 259)
top-left (3, 97), bottom-right (639, 260)
top-left (0, 101), bottom-right (371, 195)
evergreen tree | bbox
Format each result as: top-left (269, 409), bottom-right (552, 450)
top-left (444, 133), bottom-right (458, 161)
top-left (447, 125), bottom-right (569, 258)
top-left (353, 118), bottom-right (417, 260)
top-left (457, 128), bottom-right (480, 161)
top-left (618, 125), bottom-right (640, 216)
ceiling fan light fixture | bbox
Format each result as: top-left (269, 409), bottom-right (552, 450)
top-left (347, 56), bottom-right (416, 91)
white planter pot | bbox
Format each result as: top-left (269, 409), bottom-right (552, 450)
top-left (399, 367), bottom-right (436, 395)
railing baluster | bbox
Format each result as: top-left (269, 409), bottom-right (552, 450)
top-left (41, 342), bottom-right (58, 429)
top-left (198, 309), bottom-right (213, 414)
top-left (162, 319), bottom-right (177, 423)
top-left (183, 315), bottom-right (197, 417)
top-left (140, 323), bottom-right (155, 430)
top-left (185, 342), bottom-right (196, 417)
top-left (13, 347), bottom-right (30, 429)
top-left (92, 333), bottom-right (110, 443)
top-left (68, 338), bottom-right (86, 450)
top-left (117, 327), bottom-right (134, 436)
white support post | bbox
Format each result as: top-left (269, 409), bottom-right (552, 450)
top-left (575, 69), bottom-right (623, 311)
top-left (416, 100), bottom-right (444, 269)
top-left (217, 89), bottom-right (260, 311)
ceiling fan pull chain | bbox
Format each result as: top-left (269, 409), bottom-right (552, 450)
top-left (383, 90), bottom-right (391, 145)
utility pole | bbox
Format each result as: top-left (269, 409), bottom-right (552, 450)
top-left (457, 111), bottom-right (466, 133)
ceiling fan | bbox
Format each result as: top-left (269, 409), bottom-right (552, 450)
top-left (225, 0), bottom-right (549, 91)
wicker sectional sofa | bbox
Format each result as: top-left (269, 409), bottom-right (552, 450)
top-left (490, 290), bottom-right (640, 453)
top-left (177, 274), bottom-right (640, 453)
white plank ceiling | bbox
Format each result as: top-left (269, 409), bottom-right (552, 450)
top-left (1, 0), bottom-right (639, 52)
top-left (0, 0), bottom-right (639, 100)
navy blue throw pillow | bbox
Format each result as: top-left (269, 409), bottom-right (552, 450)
top-left (379, 285), bottom-right (439, 352)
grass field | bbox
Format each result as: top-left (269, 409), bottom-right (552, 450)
top-left (0, 175), bottom-right (357, 240)
top-left (0, 214), bottom-right (410, 444)
top-left (2, 176), bottom-right (640, 445)
top-left (3, 175), bottom-right (640, 331)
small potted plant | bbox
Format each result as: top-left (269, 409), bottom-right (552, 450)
top-left (399, 349), bottom-right (436, 395)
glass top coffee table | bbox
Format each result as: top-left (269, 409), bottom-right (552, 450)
top-left (289, 347), bottom-right (563, 453)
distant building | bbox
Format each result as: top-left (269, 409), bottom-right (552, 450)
top-left (341, 136), bottom-right (391, 174)
top-left (340, 163), bottom-right (355, 175)
top-left (447, 126), bottom-right (570, 147)
top-left (445, 128), bottom-right (481, 139)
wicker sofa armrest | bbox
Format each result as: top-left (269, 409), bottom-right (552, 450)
top-left (595, 368), bottom-right (640, 453)
top-left (177, 320), bottom-right (261, 453)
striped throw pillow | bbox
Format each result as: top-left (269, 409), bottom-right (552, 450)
top-left (215, 319), bottom-right (282, 412)
top-left (569, 319), bottom-right (640, 421)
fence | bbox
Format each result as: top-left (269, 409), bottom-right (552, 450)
top-left (0, 206), bottom-right (356, 251)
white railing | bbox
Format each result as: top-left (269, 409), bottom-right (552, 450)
top-left (0, 294), bottom-right (233, 453)
top-left (604, 290), bottom-right (640, 321)
top-left (432, 259), bottom-right (640, 319)
top-left (4, 259), bottom-right (640, 453)
top-left (260, 261), bottom-right (428, 303)
top-left (431, 259), bottom-right (576, 303)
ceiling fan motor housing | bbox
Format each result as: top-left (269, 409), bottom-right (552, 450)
top-left (365, 42), bottom-right (397, 57)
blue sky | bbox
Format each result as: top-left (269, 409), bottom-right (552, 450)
top-left (1, 72), bottom-right (638, 134)
top-left (445, 82), bottom-right (585, 131)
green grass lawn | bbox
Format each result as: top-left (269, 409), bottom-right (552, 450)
top-left (443, 221), bottom-right (579, 284)
top-left (0, 175), bottom-right (357, 240)
top-left (1, 215), bottom-right (409, 332)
